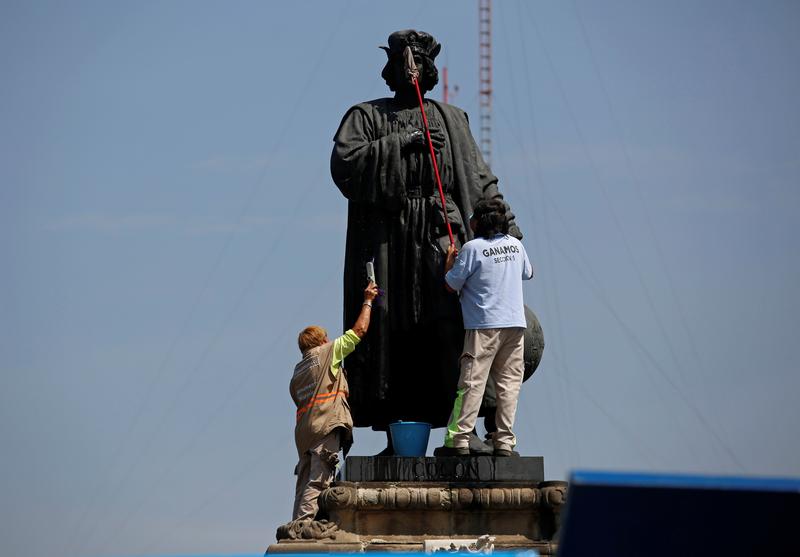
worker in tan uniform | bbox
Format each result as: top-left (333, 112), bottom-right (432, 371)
top-left (290, 281), bottom-right (379, 521)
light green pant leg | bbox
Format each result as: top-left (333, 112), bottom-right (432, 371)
top-left (444, 329), bottom-right (499, 449)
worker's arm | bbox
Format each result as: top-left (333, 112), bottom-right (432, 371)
top-left (445, 243), bottom-right (474, 293)
top-left (331, 281), bottom-right (379, 376)
top-left (352, 281), bottom-right (378, 338)
top-left (521, 244), bottom-right (534, 280)
top-left (331, 330), bottom-right (360, 376)
top-left (444, 244), bottom-right (458, 293)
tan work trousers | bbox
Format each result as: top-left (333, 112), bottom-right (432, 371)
top-left (292, 430), bottom-right (340, 521)
top-left (445, 328), bottom-right (525, 451)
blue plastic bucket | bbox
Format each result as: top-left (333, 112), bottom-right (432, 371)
top-left (389, 421), bottom-right (432, 457)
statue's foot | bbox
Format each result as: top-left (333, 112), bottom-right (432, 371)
top-left (469, 431), bottom-right (494, 455)
top-left (373, 431), bottom-right (394, 456)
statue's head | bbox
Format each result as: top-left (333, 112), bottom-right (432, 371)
top-left (380, 29), bottom-right (441, 94)
top-left (298, 325), bottom-right (328, 353)
top-left (471, 199), bottom-right (510, 238)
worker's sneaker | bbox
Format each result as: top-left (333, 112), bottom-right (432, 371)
top-left (493, 448), bottom-right (520, 457)
top-left (434, 446), bottom-right (470, 457)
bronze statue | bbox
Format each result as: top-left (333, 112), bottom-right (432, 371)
top-left (331, 30), bottom-right (542, 445)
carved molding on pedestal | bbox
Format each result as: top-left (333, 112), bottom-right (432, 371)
top-left (320, 484), bottom-right (540, 512)
top-left (275, 519), bottom-right (340, 541)
top-left (539, 480), bottom-right (569, 540)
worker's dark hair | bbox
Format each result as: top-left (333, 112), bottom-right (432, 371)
top-left (382, 53), bottom-right (439, 94)
top-left (472, 199), bottom-right (509, 238)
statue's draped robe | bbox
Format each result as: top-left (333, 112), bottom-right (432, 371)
top-left (331, 97), bottom-right (520, 429)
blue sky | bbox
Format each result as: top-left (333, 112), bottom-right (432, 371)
top-left (1, 1), bottom-right (799, 556)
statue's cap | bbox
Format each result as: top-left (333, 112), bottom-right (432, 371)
top-left (380, 30), bottom-right (441, 60)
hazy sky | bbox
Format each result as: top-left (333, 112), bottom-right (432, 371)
top-left (2, 1), bottom-right (799, 556)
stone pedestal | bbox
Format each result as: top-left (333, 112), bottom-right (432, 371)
top-left (267, 456), bottom-right (567, 554)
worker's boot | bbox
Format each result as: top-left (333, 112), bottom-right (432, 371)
top-left (433, 445), bottom-right (470, 457)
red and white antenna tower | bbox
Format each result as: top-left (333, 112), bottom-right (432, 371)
top-left (442, 66), bottom-right (459, 104)
top-left (478, 0), bottom-right (492, 168)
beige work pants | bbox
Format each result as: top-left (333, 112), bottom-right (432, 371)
top-left (292, 430), bottom-right (340, 521)
top-left (445, 328), bottom-right (525, 451)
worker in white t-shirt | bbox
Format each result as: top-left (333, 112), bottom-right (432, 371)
top-left (439, 198), bottom-right (534, 456)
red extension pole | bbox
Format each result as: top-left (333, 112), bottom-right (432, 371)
top-left (406, 49), bottom-right (454, 247)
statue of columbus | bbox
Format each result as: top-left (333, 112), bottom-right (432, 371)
top-left (330, 30), bottom-right (542, 448)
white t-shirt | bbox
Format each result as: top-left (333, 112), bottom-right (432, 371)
top-left (445, 234), bottom-right (534, 329)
